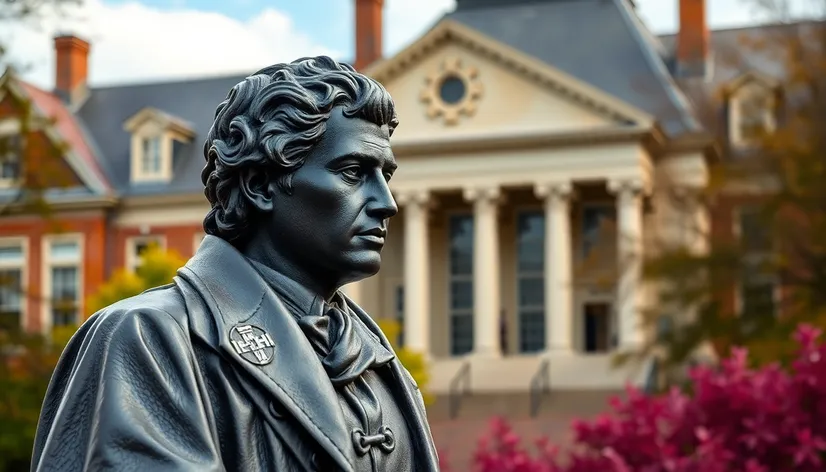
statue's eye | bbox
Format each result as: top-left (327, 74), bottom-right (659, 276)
top-left (341, 166), bottom-right (363, 182)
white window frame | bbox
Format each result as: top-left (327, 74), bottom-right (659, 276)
top-left (0, 236), bottom-right (28, 331)
top-left (125, 235), bottom-right (167, 273)
top-left (130, 131), bottom-right (172, 183)
top-left (732, 206), bottom-right (779, 318)
top-left (41, 233), bottom-right (84, 334)
top-left (728, 84), bottom-right (776, 149)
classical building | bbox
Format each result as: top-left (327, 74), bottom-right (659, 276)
top-left (0, 0), bottom-right (787, 458)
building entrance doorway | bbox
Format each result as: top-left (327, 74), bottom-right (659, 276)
top-left (583, 302), bottom-right (612, 353)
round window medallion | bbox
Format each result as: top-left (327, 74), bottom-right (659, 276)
top-left (420, 57), bottom-right (483, 126)
top-left (439, 75), bottom-right (466, 104)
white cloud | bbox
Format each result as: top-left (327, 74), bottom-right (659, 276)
top-left (0, 0), bottom-right (340, 89)
top-left (384, 0), bottom-right (454, 55)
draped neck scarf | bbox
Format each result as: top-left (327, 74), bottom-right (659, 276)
top-left (247, 259), bottom-right (394, 387)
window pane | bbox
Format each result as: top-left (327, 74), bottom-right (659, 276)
top-left (50, 241), bottom-right (80, 260)
top-left (450, 280), bottom-right (473, 310)
top-left (739, 208), bottom-right (771, 253)
top-left (1, 134), bottom-right (22, 180)
top-left (449, 215), bottom-right (473, 275)
top-left (51, 266), bottom-right (78, 326)
top-left (518, 277), bottom-right (544, 307)
top-left (449, 214), bottom-right (474, 356)
top-left (517, 211), bottom-right (546, 353)
top-left (0, 268), bottom-right (22, 331)
top-left (0, 245), bottom-right (24, 263)
top-left (450, 314), bottom-right (473, 356)
top-left (582, 206), bottom-right (616, 257)
top-left (518, 310), bottom-right (545, 353)
top-left (517, 212), bottom-right (544, 272)
top-left (142, 137), bottom-right (162, 173)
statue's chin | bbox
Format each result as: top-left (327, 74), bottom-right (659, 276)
top-left (341, 252), bottom-right (382, 283)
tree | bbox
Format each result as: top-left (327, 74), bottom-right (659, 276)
top-left (86, 244), bottom-right (185, 314)
top-left (618, 0), bottom-right (826, 383)
top-left (376, 318), bottom-right (433, 405)
top-left (0, 245), bottom-right (180, 471)
top-left (449, 324), bottom-right (826, 471)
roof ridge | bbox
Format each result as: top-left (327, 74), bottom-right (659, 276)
top-left (87, 70), bottom-right (253, 91)
top-left (612, 0), bottom-right (701, 133)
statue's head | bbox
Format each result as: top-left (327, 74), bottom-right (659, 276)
top-left (202, 56), bottom-right (399, 291)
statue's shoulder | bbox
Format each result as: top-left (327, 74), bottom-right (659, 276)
top-left (82, 282), bottom-right (191, 347)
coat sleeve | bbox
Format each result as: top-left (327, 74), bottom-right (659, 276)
top-left (31, 307), bottom-right (224, 472)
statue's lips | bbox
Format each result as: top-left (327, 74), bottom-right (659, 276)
top-left (356, 234), bottom-right (385, 245)
top-left (354, 227), bottom-right (387, 246)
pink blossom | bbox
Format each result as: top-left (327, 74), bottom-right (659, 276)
top-left (446, 324), bottom-right (826, 471)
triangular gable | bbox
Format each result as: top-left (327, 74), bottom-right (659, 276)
top-left (0, 69), bottom-right (111, 195)
top-left (723, 70), bottom-right (781, 94)
top-left (123, 106), bottom-right (196, 139)
top-left (365, 19), bottom-right (655, 128)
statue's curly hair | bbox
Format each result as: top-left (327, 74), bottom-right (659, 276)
top-left (201, 56), bottom-right (399, 245)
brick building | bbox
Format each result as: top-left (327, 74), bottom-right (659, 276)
top-left (0, 0), bottom-right (795, 463)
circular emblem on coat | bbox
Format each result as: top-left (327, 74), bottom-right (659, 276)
top-left (229, 324), bottom-right (275, 365)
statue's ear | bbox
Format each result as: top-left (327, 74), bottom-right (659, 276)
top-left (239, 170), bottom-right (277, 212)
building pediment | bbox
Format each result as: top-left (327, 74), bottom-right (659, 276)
top-left (365, 19), bottom-right (655, 145)
top-left (123, 107), bottom-right (195, 139)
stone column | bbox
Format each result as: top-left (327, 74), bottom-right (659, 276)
top-left (396, 189), bottom-right (431, 356)
top-left (608, 178), bottom-right (647, 349)
top-left (341, 281), bottom-right (364, 306)
top-left (463, 186), bottom-right (502, 357)
top-left (534, 181), bottom-right (574, 353)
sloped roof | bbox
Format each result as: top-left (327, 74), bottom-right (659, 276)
top-left (443, 0), bottom-right (700, 136)
top-left (657, 22), bottom-right (818, 88)
top-left (10, 79), bottom-right (112, 194)
top-left (76, 74), bottom-right (246, 195)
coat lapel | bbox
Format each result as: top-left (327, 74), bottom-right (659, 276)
top-left (345, 296), bottom-right (441, 471)
top-left (176, 236), bottom-right (356, 472)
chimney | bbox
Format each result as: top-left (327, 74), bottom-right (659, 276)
top-left (54, 34), bottom-right (90, 104)
top-left (676, 0), bottom-right (709, 77)
top-left (354, 0), bottom-right (383, 70)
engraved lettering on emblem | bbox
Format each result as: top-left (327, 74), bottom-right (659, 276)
top-left (230, 324), bottom-right (275, 365)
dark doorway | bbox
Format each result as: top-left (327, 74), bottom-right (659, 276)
top-left (583, 303), bottom-right (611, 353)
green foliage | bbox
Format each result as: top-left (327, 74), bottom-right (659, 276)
top-left (0, 328), bottom-right (70, 472)
top-left (87, 244), bottom-right (185, 315)
top-left (0, 245), bottom-right (182, 471)
top-left (622, 2), bottom-right (826, 383)
top-left (377, 318), bottom-right (433, 405)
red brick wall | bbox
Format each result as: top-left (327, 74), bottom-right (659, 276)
top-left (0, 214), bottom-right (106, 332)
top-left (111, 223), bottom-right (204, 271)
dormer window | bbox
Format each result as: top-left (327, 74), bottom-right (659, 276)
top-left (124, 107), bottom-right (195, 184)
top-left (726, 73), bottom-right (778, 149)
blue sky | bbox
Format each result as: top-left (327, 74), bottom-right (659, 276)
top-left (1, 0), bottom-right (818, 88)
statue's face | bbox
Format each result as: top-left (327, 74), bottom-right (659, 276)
top-left (268, 106), bottom-right (398, 288)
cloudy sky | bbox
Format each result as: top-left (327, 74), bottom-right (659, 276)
top-left (0, 0), bottom-right (819, 89)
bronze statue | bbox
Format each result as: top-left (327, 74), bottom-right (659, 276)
top-left (31, 56), bottom-right (439, 472)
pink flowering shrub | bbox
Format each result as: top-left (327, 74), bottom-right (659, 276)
top-left (459, 324), bottom-right (826, 471)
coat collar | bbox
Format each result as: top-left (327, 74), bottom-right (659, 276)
top-left (175, 235), bottom-right (439, 471)
top-left (176, 235), bottom-right (356, 471)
